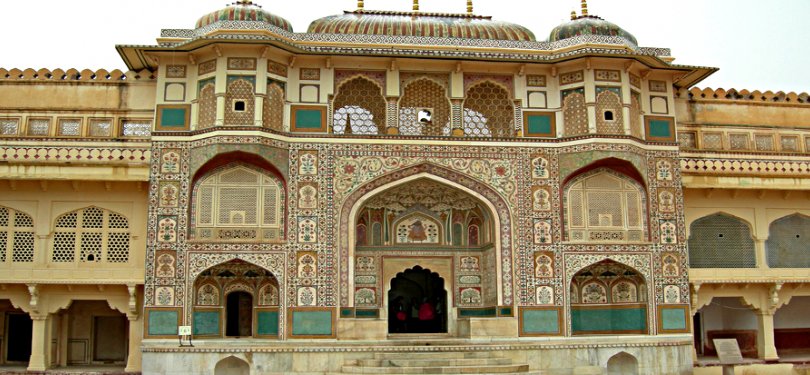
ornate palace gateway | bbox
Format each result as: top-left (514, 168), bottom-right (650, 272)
top-left (1, 0), bottom-right (809, 374)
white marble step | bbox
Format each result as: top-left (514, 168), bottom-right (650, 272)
top-left (341, 363), bottom-right (530, 374)
top-left (373, 351), bottom-right (502, 360)
top-left (358, 357), bottom-right (514, 367)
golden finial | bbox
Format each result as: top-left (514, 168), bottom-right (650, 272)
top-left (570, 10), bottom-right (577, 20)
top-left (357, 0), bottom-right (364, 10)
top-left (581, 0), bottom-right (588, 16)
top-left (467, 0), bottom-right (474, 14)
top-left (413, 0), bottom-right (419, 11)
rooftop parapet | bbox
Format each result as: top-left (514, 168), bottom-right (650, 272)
top-left (677, 87), bottom-right (810, 104)
top-left (0, 68), bottom-right (156, 82)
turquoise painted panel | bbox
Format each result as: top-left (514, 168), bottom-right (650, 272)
top-left (649, 120), bottom-right (673, 138)
top-left (459, 308), bottom-right (497, 317)
top-left (160, 108), bottom-right (187, 127)
top-left (340, 308), bottom-right (354, 318)
top-left (294, 110), bottom-right (323, 129)
top-left (257, 311), bottom-right (279, 336)
top-left (661, 308), bottom-right (687, 331)
top-left (571, 307), bottom-right (646, 333)
top-left (527, 115), bottom-right (552, 135)
top-left (292, 310), bottom-right (332, 336)
top-left (521, 309), bottom-right (559, 334)
top-left (355, 309), bottom-right (379, 318)
top-left (148, 310), bottom-right (178, 336)
top-left (499, 307), bottom-right (514, 316)
top-left (193, 311), bottom-right (220, 335)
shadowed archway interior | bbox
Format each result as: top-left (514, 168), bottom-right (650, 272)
top-left (388, 266), bottom-right (447, 334)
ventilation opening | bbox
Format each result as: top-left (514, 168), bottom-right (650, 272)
top-left (604, 110), bottom-right (615, 121)
top-left (233, 100), bottom-right (246, 112)
top-left (417, 108), bottom-right (433, 123)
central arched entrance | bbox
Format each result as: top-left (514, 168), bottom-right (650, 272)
top-left (388, 266), bottom-right (447, 334)
top-left (226, 292), bottom-right (253, 337)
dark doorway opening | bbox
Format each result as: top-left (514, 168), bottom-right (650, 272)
top-left (388, 266), bottom-right (447, 334)
top-left (226, 292), bottom-right (253, 337)
top-left (6, 313), bottom-right (32, 362)
top-left (93, 315), bottom-right (127, 363)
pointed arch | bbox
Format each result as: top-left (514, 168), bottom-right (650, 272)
top-left (463, 80), bottom-right (514, 137)
top-left (398, 77), bottom-right (452, 136)
top-left (607, 352), bottom-right (639, 375)
top-left (50, 206), bottom-right (130, 263)
top-left (339, 163), bottom-right (514, 307)
top-left (332, 76), bottom-right (386, 135)
top-left (214, 355), bottom-right (250, 375)
top-left (0, 205), bottom-right (35, 263)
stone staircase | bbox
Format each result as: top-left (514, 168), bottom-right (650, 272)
top-left (341, 350), bottom-right (541, 374)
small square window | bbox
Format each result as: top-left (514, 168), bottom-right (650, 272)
top-left (603, 111), bottom-right (615, 122)
top-left (233, 100), bottom-right (246, 112)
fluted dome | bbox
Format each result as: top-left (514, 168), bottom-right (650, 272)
top-left (195, 0), bottom-right (293, 32)
top-left (308, 10), bottom-right (536, 42)
top-left (549, 15), bottom-right (637, 45)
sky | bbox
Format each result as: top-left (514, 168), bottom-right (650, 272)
top-left (2, 0), bottom-right (808, 93)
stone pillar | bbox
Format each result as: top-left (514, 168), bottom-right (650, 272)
top-left (756, 311), bottom-right (779, 361)
top-left (124, 314), bottom-right (143, 372)
top-left (755, 238), bottom-right (769, 268)
top-left (58, 312), bottom-right (69, 367)
top-left (27, 314), bottom-right (49, 371)
top-left (215, 94), bottom-right (226, 126)
top-left (254, 96), bottom-right (265, 127)
top-left (451, 99), bottom-right (464, 136)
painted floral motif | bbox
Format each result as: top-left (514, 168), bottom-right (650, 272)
top-left (356, 256), bottom-right (375, 272)
top-left (298, 151), bottom-right (318, 175)
top-left (298, 184), bottom-right (318, 209)
top-left (611, 281), bottom-right (638, 303)
top-left (156, 286), bottom-right (174, 306)
top-left (533, 219), bottom-right (552, 244)
top-left (581, 282), bottom-right (607, 304)
top-left (662, 254), bottom-right (680, 277)
top-left (659, 190), bottom-right (675, 213)
top-left (160, 150), bottom-right (181, 174)
top-left (532, 188), bottom-right (551, 211)
top-left (297, 217), bottom-right (317, 243)
top-left (334, 156), bottom-right (516, 205)
top-left (158, 217), bottom-right (178, 243)
top-left (657, 160), bottom-right (673, 181)
top-left (459, 287), bottom-right (482, 305)
top-left (664, 285), bottom-right (681, 303)
top-left (536, 286), bottom-right (554, 305)
top-left (660, 220), bottom-right (677, 244)
top-left (354, 288), bottom-right (376, 306)
top-left (535, 253), bottom-right (553, 278)
top-left (197, 284), bottom-right (219, 306)
top-left (156, 253), bottom-right (175, 278)
top-left (297, 286), bottom-right (316, 306)
top-left (258, 284), bottom-right (279, 306)
top-left (159, 182), bottom-right (180, 207)
top-left (297, 253), bottom-right (317, 278)
top-left (531, 157), bottom-right (549, 179)
top-left (459, 256), bottom-right (480, 272)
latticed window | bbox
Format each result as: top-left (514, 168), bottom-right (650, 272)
top-left (766, 214), bottom-right (810, 268)
top-left (563, 89), bottom-right (588, 136)
top-left (565, 170), bottom-right (645, 242)
top-left (198, 80), bottom-right (216, 129)
top-left (224, 78), bottom-right (255, 125)
top-left (0, 206), bottom-right (35, 263)
top-left (688, 213), bottom-right (756, 268)
top-left (50, 207), bottom-right (130, 263)
top-left (398, 79), bottom-right (451, 136)
top-left (332, 77), bottom-right (385, 135)
top-left (463, 82), bottom-right (514, 138)
top-left (193, 164), bottom-right (285, 241)
top-left (595, 88), bottom-right (624, 135)
top-left (263, 81), bottom-right (285, 131)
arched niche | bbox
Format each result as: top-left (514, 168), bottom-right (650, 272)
top-left (607, 352), bottom-right (639, 375)
top-left (214, 355), bottom-right (250, 375)
top-left (570, 260), bottom-right (648, 335)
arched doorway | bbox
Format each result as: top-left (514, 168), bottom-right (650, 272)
top-left (226, 292), bottom-right (253, 337)
top-left (607, 352), bottom-right (639, 375)
top-left (193, 259), bottom-right (280, 338)
top-left (388, 266), bottom-right (447, 334)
